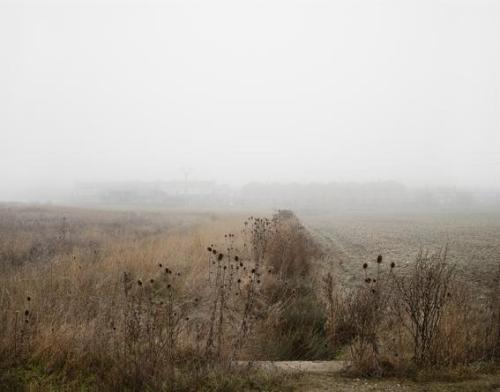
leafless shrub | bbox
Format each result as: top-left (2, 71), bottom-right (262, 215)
top-left (391, 249), bottom-right (455, 366)
top-left (342, 248), bottom-right (500, 376)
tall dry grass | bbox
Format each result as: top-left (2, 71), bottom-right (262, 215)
top-left (0, 206), bottom-right (322, 390)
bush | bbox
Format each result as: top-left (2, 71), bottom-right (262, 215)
top-left (335, 249), bottom-right (500, 377)
top-left (391, 249), bottom-right (455, 366)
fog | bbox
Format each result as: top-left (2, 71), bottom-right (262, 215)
top-left (1, 0), bottom-right (499, 202)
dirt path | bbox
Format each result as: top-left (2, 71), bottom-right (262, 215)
top-left (238, 360), bottom-right (499, 391)
top-left (290, 373), bottom-right (500, 392)
top-left (237, 360), bottom-right (347, 373)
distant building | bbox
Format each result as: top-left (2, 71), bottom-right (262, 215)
top-left (72, 181), bottom-right (222, 205)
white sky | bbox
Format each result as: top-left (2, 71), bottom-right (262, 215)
top-left (0, 0), bottom-right (499, 198)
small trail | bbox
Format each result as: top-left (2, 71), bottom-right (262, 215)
top-left (291, 373), bottom-right (500, 392)
top-left (236, 360), bottom-right (347, 374)
top-left (237, 361), bottom-right (500, 391)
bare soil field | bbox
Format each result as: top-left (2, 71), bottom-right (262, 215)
top-left (302, 211), bottom-right (500, 287)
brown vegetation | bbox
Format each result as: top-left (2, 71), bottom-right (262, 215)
top-left (323, 249), bottom-right (500, 377)
top-left (0, 206), bottom-right (323, 390)
top-left (1, 205), bottom-right (500, 390)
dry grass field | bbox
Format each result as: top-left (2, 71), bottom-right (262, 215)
top-left (0, 204), bottom-right (326, 390)
top-left (1, 204), bottom-right (500, 391)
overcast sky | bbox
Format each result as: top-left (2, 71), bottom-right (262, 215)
top-left (0, 0), bottom-right (499, 199)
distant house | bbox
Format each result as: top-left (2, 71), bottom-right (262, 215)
top-left (73, 181), bottom-right (221, 205)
